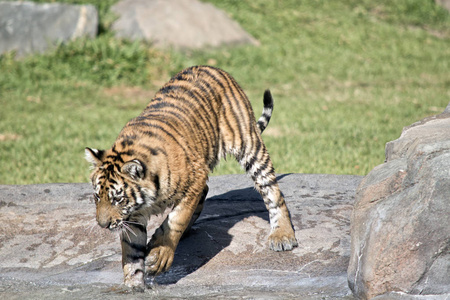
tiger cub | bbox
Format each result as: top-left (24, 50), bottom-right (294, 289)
top-left (85, 66), bottom-right (298, 289)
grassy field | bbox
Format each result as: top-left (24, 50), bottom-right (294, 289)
top-left (1, 0), bottom-right (449, 184)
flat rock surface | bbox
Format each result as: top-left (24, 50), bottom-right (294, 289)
top-left (0, 174), bottom-right (361, 299)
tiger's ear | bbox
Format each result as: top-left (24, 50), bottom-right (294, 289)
top-left (85, 147), bottom-right (105, 168)
top-left (121, 159), bottom-right (145, 180)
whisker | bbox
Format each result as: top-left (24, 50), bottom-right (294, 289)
top-left (119, 222), bottom-right (132, 241)
top-left (122, 227), bottom-right (131, 241)
top-left (85, 218), bottom-right (98, 234)
top-left (123, 220), bottom-right (144, 226)
top-left (122, 222), bottom-right (137, 237)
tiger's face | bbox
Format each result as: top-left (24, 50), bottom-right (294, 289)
top-left (85, 147), bottom-right (154, 230)
top-left (91, 171), bottom-right (132, 230)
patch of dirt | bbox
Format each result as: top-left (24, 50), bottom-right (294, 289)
top-left (264, 126), bottom-right (301, 137)
top-left (0, 133), bottom-right (22, 141)
top-left (425, 27), bottom-right (450, 39)
top-left (102, 86), bottom-right (157, 106)
top-left (264, 126), bottom-right (284, 137)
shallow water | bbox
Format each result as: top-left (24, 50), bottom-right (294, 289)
top-left (0, 277), bottom-right (356, 300)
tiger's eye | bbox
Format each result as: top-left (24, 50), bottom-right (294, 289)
top-left (112, 195), bottom-right (124, 205)
top-left (93, 193), bottom-right (100, 202)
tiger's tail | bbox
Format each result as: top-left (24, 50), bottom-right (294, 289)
top-left (256, 89), bottom-right (274, 134)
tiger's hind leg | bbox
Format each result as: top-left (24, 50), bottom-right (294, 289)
top-left (240, 140), bottom-right (298, 251)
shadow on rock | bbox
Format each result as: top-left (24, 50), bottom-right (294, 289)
top-left (154, 184), bottom-right (269, 284)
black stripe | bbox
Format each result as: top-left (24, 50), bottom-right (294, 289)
top-left (124, 253), bottom-right (144, 263)
top-left (136, 114), bottom-right (201, 173)
top-left (148, 100), bottom-right (172, 110)
top-left (128, 120), bottom-right (193, 190)
top-left (130, 186), bottom-right (137, 201)
top-left (154, 84), bottom-right (217, 136)
top-left (145, 103), bottom-right (215, 158)
top-left (244, 139), bottom-right (262, 172)
top-left (201, 68), bottom-right (238, 149)
top-left (127, 221), bottom-right (146, 233)
top-left (110, 147), bottom-right (125, 163)
top-left (257, 180), bottom-right (277, 189)
top-left (158, 83), bottom-right (213, 112)
top-left (263, 90), bottom-right (273, 109)
top-left (172, 67), bottom-right (195, 81)
top-left (215, 70), bottom-right (245, 151)
top-left (140, 145), bottom-right (166, 156)
top-left (142, 123), bottom-right (190, 153)
top-left (118, 150), bottom-right (136, 157)
top-left (201, 67), bottom-right (236, 122)
top-left (145, 97), bottom-right (207, 137)
top-left (229, 74), bottom-right (253, 112)
top-left (130, 123), bottom-right (166, 142)
top-left (252, 155), bottom-right (271, 178)
top-left (145, 104), bottom-right (200, 135)
top-left (122, 241), bottom-right (146, 260)
top-left (159, 84), bottom-right (182, 95)
top-left (153, 174), bottom-right (160, 191)
top-left (140, 123), bottom-right (194, 188)
top-left (196, 77), bottom-right (220, 119)
top-left (120, 137), bottom-right (135, 148)
top-left (141, 145), bottom-right (171, 192)
top-left (172, 96), bottom-right (218, 160)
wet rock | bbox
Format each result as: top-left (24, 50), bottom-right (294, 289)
top-left (0, 1), bottom-right (97, 57)
top-left (0, 174), bottom-right (361, 299)
top-left (348, 107), bottom-right (450, 299)
top-left (372, 292), bottom-right (450, 300)
top-left (111, 0), bottom-right (259, 50)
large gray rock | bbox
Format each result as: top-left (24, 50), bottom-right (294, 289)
top-left (0, 1), bottom-right (98, 57)
top-left (111, 0), bottom-right (259, 50)
top-left (348, 107), bottom-right (450, 299)
top-left (0, 173), bottom-right (361, 299)
top-left (436, 0), bottom-right (450, 12)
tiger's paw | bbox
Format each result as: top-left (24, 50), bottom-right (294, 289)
top-left (111, 282), bottom-right (144, 294)
top-left (145, 245), bottom-right (175, 276)
top-left (268, 228), bottom-right (298, 252)
top-left (123, 263), bottom-right (145, 291)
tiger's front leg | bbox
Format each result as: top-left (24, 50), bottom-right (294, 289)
top-left (120, 222), bottom-right (147, 289)
top-left (145, 190), bottom-right (203, 276)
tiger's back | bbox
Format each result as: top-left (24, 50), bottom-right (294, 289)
top-left (114, 66), bottom-right (270, 205)
top-left (125, 65), bottom-right (261, 170)
top-left (85, 66), bottom-right (297, 289)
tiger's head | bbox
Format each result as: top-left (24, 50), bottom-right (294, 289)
top-left (85, 147), bottom-right (156, 230)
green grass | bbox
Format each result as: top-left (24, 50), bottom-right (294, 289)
top-left (1, 0), bottom-right (449, 184)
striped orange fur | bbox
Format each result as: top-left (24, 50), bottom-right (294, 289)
top-left (85, 66), bottom-right (298, 289)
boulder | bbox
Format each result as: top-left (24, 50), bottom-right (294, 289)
top-left (0, 173), bottom-right (361, 299)
top-left (0, 1), bottom-right (97, 57)
top-left (436, 0), bottom-right (450, 12)
top-left (111, 0), bottom-right (259, 50)
top-left (348, 106), bottom-right (450, 299)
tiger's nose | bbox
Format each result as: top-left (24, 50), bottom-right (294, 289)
top-left (97, 218), bottom-right (111, 229)
top-left (97, 217), bottom-right (111, 228)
